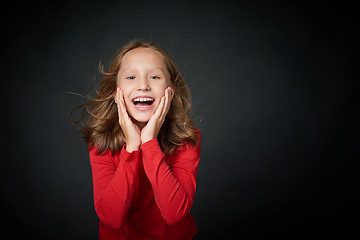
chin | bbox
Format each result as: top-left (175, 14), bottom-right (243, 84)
top-left (131, 112), bottom-right (152, 123)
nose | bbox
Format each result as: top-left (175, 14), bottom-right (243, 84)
top-left (136, 77), bottom-right (150, 91)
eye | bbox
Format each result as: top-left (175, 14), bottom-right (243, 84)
top-left (127, 76), bottom-right (135, 80)
top-left (150, 75), bottom-right (160, 80)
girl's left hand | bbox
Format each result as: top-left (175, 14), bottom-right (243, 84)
top-left (141, 87), bottom-right (174, 144)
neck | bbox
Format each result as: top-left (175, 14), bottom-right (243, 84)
top-left (131, 117), bottom-right (147, 130)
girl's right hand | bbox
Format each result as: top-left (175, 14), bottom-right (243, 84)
top-left (115, 88), bottom-right (141, 152)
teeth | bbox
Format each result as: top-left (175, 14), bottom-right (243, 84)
top-left (133, 98), bottom-right (153, 102)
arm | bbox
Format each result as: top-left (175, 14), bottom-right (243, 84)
top-left (89, 146), bottom-right (141, 229)
top-left (141, 134), bottom-right (201, 225)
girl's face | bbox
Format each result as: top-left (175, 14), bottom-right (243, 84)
top-left (116, 47), bottom-right (172, 124)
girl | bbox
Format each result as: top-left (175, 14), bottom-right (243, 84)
top-left (72, 40), bottom-right (201, 239)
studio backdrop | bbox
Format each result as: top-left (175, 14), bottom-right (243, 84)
top-left (3, 1), bottom-right (358, 239)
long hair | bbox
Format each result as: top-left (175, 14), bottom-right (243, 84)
top-left (71, 39), bottom-right (199, 155)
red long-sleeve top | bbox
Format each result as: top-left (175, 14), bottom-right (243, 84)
top-left (89, 132), bottom-right (201, 240)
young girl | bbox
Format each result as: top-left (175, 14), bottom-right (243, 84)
top-left (72, 40), bottom-right (201, 239)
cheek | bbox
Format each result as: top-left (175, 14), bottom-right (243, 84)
top-left (117, 85), bottom-right (132, 106)
top-left (117, 81), bottom-right (131, 95)
top-left (117, 80), bottom-right (127, 90)
top-left (155, 82), bottom-right (171, 95)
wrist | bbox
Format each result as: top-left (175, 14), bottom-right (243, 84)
top-left (141, 135), bottom-right (155, 144)
top-left (125, 144), bottom-right (140, 153)
top-left (141, 137), bottom-right (160, 151)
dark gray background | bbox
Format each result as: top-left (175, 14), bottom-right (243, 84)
top-left (3, 0), bottom-right (358, 239)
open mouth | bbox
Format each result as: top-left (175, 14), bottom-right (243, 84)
top-left (132, 96), bottom-right (155, 107)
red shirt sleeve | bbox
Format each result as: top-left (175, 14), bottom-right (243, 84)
top-left (141, 132), bottom-right (201, 225)
top-left (89, 146), bottom-right (141, 230)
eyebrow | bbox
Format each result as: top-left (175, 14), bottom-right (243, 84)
top-left (120, 67), bottom-right (167, 75)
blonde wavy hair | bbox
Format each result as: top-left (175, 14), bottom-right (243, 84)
top-left (71, 39), bottom-right (199, 155)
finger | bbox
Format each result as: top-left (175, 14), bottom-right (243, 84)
top-left (164, 88), bottom-right (174, 116)
top-left (161, 88), bottom-right (172, 118)
top-left (118, 89), bottom-right (130, 120)
top-left (162, 88), bottom-right (169, 115)
top-left (117, 88), bottom-right (131, 127)
top-left (170, 87), bottom-right (175, 101)
top-left (116, 88), bottom-right (122, 118)
top-left (153, 96), bottom-right (165, 119)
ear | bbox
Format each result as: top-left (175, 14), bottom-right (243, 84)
top-left (169, 82), bottom-right (175, 95)
top-left (114, 88), bottom-right (119, 103)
